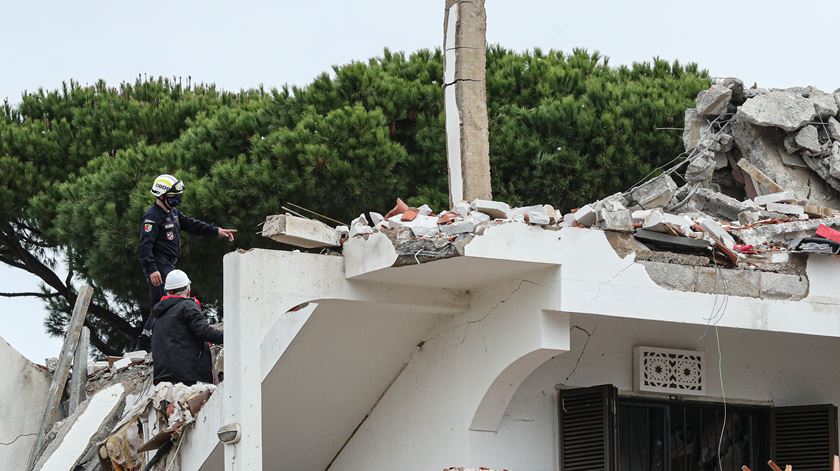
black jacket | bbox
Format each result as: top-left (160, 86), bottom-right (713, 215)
top-left (151, 296), bottom-right (223, 385)
top-left (138, 204), bottom-right (218, 275)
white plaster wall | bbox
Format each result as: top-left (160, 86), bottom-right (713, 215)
top-left (0, 335), bottom-right (51, 470)
top-left (332, 313), bottom-right (840, 471)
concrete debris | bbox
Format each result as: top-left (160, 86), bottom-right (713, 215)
top-left (809, 90), bottom-right (839, 118)
top-left (262, 214), bottom-right (341, 249)
top-left (528, 211), bottom-right (551, 226)
top-left (695, 84), bottom-right (732, 117)
top-left (573, 204), bottom-right (598, 226)
top-left (685, 150), bottom-right (716, 183)
top-left (256, 80), bottom-right (840, 294)
top-left (683, 108), bottom-right (706, 150)
top-left (765, 202), bottom-right (805, 216)
top-left (629, 174), bottom-right (677, 209)
top-left (753, 191), bottom-right (795, 205)
top-left (699, 217), bottom-right (736, 250)
top-left (828, 117), bottom-right (840, 141)
top-left (369, 212), bottom-right (384, 226)
top-left (597, 205), bottom-right (633, 233)
top-left (737, 90), bottom-right (816, 131)
top-left (472, 199), bottom-right (510, 219)
top-left (643, 210), bottom-right (692, 236)
top-left (794, 125), bottom-right (821, 155)
top-left (735, 216), bottom-right (840, 245)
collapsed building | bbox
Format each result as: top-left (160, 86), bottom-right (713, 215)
top-left (7, 79), bottom-right (840, 471)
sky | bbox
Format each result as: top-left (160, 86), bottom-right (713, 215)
top-left (3, 0), bottom-right (840, 362)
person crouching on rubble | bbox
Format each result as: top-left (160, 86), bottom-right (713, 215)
top-left (151, 269), bottom-right (223, 386)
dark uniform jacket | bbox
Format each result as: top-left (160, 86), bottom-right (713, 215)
top-left (138, 204), bottom-right (219, 276)
top-left (151, 296), bottom-right (223, 385)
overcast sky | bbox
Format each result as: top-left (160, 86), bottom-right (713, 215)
top-left (3, 0), bottom-right (839, 363)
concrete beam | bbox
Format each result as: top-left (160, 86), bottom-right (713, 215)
top-left (262, 214), bottom-right (340, 248)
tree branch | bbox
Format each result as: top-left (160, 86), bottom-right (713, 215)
top-left (0, 291), bottom-right (59, 299)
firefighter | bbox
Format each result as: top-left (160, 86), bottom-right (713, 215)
top-left (136, 174), bottom-right (235, 350)
top-left (150, 269), bottom-right (223, 385)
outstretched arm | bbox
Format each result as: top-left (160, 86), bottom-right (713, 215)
top-left (179, 212), bottom-right (236, 241)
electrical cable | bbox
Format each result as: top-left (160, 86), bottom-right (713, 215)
top-left (716, 324), bottom-right (727, 471)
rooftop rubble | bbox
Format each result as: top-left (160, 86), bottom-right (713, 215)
top-left (264, 78), bottom-right (840, 300)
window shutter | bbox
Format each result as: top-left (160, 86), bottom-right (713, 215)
top-left (771, 404), bottom-right (838, 471)
top-left (559, 385), bottom-right (617, 471)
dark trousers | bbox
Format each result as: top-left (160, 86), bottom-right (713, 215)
top-left (136, 262), bottom-right (174, 351)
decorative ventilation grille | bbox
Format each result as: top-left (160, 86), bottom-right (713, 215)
top-left (633, 346), bottom-right (705, 396)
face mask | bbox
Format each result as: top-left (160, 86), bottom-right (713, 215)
top-left (165, 194), bottom-right (182, 208)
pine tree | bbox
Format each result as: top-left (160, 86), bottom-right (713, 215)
top-left (2, 49), bottom-right (709, 353)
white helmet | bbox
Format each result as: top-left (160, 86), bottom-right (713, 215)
top-left (164, 270), bottom-right (191, 292)
top-left (151, 174), bottom-right (185, 198)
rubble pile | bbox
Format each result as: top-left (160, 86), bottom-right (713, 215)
top-left (33, 347), bottom-right (222, 470)
top-left (318, 78), bottom-right (840, 270)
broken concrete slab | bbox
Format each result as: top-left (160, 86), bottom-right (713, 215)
top-left (765, 202), bottom-right (805, 216)
top-left (695, 84), bottom-right (732, 117)
top-left (737, 90), bottom-right (816, 131)
top-left (753, 191), bottom-right (796, 205)
top-left (262, 214), bottom-right (341, 248)
top-left (734, 216), bottom-right (840, 245)
top-left (699, 218), bottom-right (736, 250)
top-left (794, 125), bottom-right (821, 155)
top-left (573, 204), bottom-right (597, 226)
top-left (440, 220), bottom-right (476, 235)
top-left (688, 188), bottom-right (748, 221)
top-left (643, 209), bottom-right (692, 236)
top-left (829, 117), bottom-right (840, 141)
top-left (35, 383), bottom-right (126, 471)
top-left (472, 199), bottom-right (510, 219)
top-left (629, 174), bottom-right (677, 209)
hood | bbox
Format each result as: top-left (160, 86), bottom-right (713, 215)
top-left (151, 296), bottom-right (194, 318)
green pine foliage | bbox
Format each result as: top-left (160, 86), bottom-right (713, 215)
top-left (2, 49), bottom-right (709, 353)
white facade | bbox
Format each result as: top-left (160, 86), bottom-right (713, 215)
top-left (197, 223), bottom-right (840, 470)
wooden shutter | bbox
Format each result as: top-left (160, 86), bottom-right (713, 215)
top-left (771, 404), bottom-right (838, 471)
top-left (559, 385), bottom-right (617, 471)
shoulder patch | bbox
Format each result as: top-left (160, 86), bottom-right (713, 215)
top-left (144, 219), bottom-right (156, 224)
top-left (143, 223), bottom-right (154, 233)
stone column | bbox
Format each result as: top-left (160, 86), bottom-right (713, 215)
top-left (444, 0), bottom-right (492, 205)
